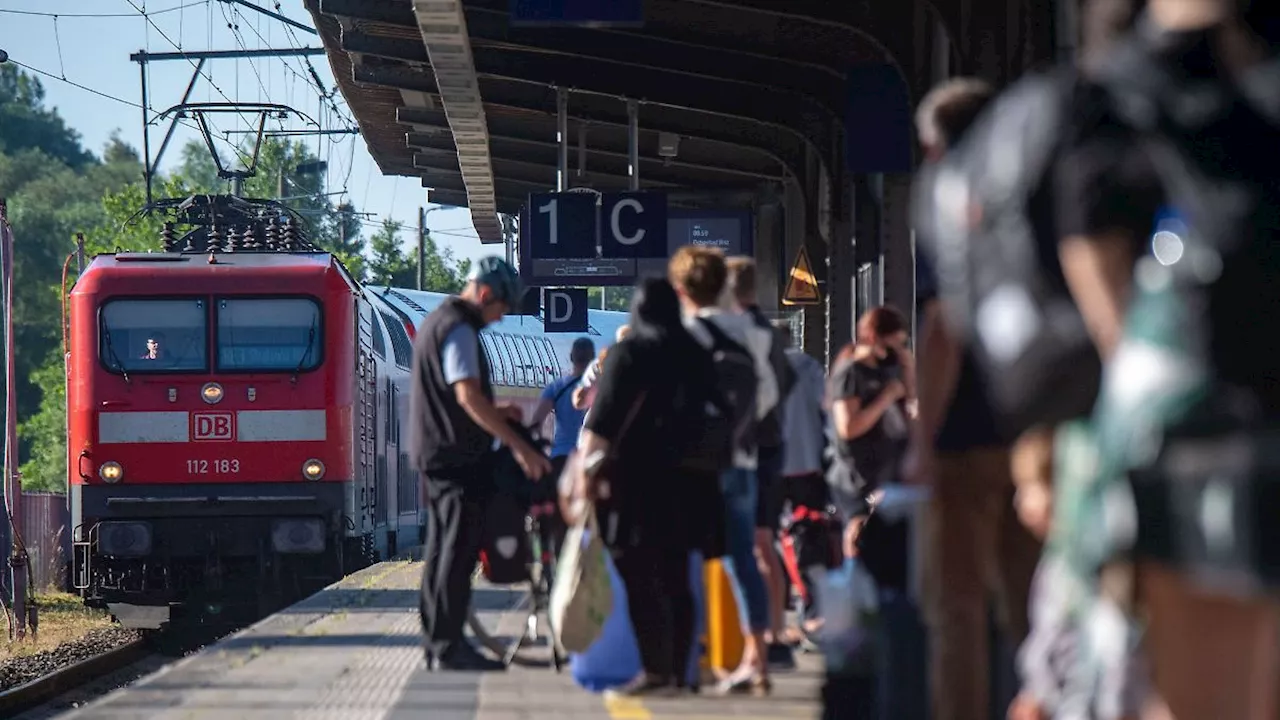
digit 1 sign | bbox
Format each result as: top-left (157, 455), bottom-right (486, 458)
top-left (527, 192), bottom-right (597, 260)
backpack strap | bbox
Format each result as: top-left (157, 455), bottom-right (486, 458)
top-left (550, 374), bottom-right (582, 406)
top-left (697, 316), bottom-right (750, 357)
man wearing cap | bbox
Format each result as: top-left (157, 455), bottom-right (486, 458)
top-left (410, 257), bottom-right (552, 671)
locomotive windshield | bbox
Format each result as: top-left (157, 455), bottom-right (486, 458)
top-left (99, 299), bottom-right (208, 373)
top-left (216, 297), bottom-right (322, 372)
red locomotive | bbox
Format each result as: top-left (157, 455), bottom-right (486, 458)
top-left (66, 195), bottom-right (627, 631)
top-left (66, 198), bottom-right (405, 629)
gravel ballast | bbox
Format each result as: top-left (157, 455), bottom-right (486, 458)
top-left (0, 628), bottom-right (142, 692)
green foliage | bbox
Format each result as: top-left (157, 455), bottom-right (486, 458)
top-left (420, 231), bottom-right (471, 294)
top-left (586, 286), bottom-right (634, 312)
top-left (0, 66), bottom-right (94, 169)
top-left (18, 354), bottom-right (67, 492)
top-left (366, 219), bottom-right (414, 287)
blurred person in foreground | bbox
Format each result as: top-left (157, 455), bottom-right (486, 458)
top-left (904, 77), bottom-right (1041, 720)
top-left (576, 277), bottom-right (722, 698)
top-left (1049, 0), bottom-right (1280, 717)
top-left (670, 245), bottom-right (780, 695)
top-left (726, 256), bottom-right (798, 669)
top-left (409, 257), bottom-right (552, 672)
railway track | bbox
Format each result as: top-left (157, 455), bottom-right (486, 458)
top-left (0, 638), bottom-right (152, 717)
top-left (0, 622), bottom-right (242, 718)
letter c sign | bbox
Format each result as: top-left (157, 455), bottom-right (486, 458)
top-left (611, 198), bottom-right (645, 245)
top-left (601, 192), bottom-right (667, 259)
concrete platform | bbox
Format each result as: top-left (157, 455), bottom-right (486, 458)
top-left (60, 561), bottom-right (823, 719)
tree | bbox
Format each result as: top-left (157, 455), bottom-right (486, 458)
top-left (366, 219), bottom-right (415, 287)
top-left (0, 65), bottom-right (94, 169)
top-left (420, 230), bottom-right (470, 294)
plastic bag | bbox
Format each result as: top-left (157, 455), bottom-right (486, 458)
top-left (815, 557), bottom-right (881, 676)
top-left (550, 509), bottom-right (614, 654)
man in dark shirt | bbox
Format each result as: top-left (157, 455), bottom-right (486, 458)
top-left (409, 257), bottom-right (551, 672)
top-left (906, 78), bottom-right (1042, 720)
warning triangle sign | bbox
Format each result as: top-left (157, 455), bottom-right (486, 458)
top-left (782, 246), bottom-right (820, 305)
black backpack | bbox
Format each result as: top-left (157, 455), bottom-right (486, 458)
top-left (912, 67), bottom-right (1104, 437)
top-left (700, 318), bottom-right (759, 457)
top-left (675, 318), bottom-right (758, 475)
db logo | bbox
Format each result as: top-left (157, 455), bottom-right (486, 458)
top-left (192, 412), bottom-right (234, 442)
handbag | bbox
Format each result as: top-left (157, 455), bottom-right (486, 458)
top-left (549, 507), bottom-right (615, 654)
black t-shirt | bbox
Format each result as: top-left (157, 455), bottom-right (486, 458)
top-left (829, 355), bottom-right (909, 489)
top-left (915, 254), bottom-right (1004, 452)
top-left (1054, 119), bottom-right (1163, 248)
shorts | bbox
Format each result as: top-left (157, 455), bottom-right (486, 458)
top-left (755, 445), bottom-right (785, 531)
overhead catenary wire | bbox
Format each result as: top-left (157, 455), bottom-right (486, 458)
top-left (7, 58), bottom-right (249, 162)
top-left (8, 5), bottom-right (443, 253)
top-left (0, 1), bottom-right (208, 19)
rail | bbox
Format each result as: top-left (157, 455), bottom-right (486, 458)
top-left (0, 638), bottom-right (150, 716)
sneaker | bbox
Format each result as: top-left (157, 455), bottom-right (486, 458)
top-left (766, 642), bottom-right (796, 670)
top-left (604, 673), bottom-right (679, 700)
top-left (714, 667), bottom-right (772, 696)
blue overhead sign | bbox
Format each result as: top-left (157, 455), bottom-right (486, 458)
top-left (543, 288), bottom-right (589, 333)
top-left (600, 192), bottom-right (667, 259)
top-left (510, 0), bottom-right (643, 27)
top-left (526, 192), bottom-right (598, 260)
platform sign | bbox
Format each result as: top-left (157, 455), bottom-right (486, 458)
top-left (510, 0), bottom-right (643, 27)
top-left (526, 192), bottom-right (598, 260)
top-left (782, 246), bottom-right (821, 305)
top-left (600, 192), bottom-right (667, 259)
top-left (520, 201), bottom-right (751, 287)
top-left (543, 288), bottom-right (589, 332)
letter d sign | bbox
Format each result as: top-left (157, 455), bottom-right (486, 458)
top-left (543, 288), bottom-right (588, 333)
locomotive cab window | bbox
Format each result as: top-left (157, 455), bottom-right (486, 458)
top-left (100, 298), bottom-right (208, 373)
top-left (216, 297), bottom-right (322, 372)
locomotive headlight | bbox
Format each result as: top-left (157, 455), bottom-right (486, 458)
top-left (99, 461), bottom-right (124, 483)
top-left (201, 382), bottom-right (224, 404)
top-left (302, 458), bottom-right (325, 481)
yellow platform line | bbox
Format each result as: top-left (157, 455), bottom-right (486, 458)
top-left (604, 695), bottom-right (653, 719)
top-left (605, 695), bottom-right (816, 720)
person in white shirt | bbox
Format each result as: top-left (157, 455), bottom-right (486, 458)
top-left (668, 245), bottom-right (778, 695)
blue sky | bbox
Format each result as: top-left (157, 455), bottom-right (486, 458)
top-left (0, 0), bottom-right (499, 266)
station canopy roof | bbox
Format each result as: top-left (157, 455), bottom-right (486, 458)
top-left (305, 0), bottom-right (897, 242)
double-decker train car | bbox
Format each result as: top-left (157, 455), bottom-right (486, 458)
top-left (67, 217), bottom-right (628, 630)
top-left (354, 285), bottom-right (628, 558)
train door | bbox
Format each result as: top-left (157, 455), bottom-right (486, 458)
top-left (381, 374), bottom-right (398, 555)
top-left (350, 299), bottom-right (380, 569)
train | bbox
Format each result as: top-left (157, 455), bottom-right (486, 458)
top-left (65, 195), bottom-right (628, 630)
